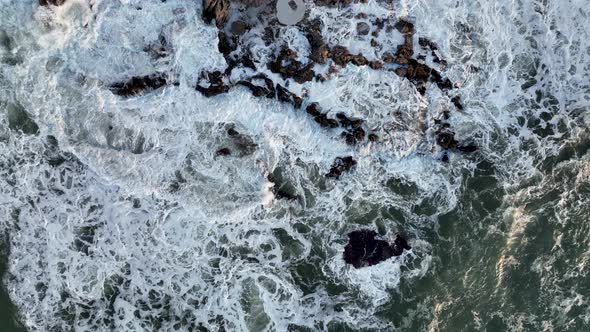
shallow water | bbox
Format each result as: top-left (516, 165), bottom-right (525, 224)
top-left (1, 0), bottom-right (589, 331)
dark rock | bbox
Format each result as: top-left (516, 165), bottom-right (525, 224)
top-left (267, 173), bottom-right (298, 201)
top-left (370, 38), bottom-right (379, 47)
top-left (237, 75), bottom-right (275, 98)
top-left (394, 19), bottom-right (414, 34)
top-left (356, 22), bottom-right (370, 35)
top-left (450, 96), bottom-right (463, 110)
top-left (369, 60), bottom-right (383, 70)
top-left (202, 0), bottom-right (230, 28)
top-left (405, 59), bottom-right (431, 83)
top-left (276, 84), bottom-right (303, 109)
top-left (196, 71), bottom-right (230, 97)
top-left (269, 47), bottom-right (315, 82)
top-left (456, 144), bottom-right (478, 153)
top-left (144, 34), bottom-right (170, 60)
top-left (436, 130), bottom-right (458, 149)
top-left (368, 133), bottom-right (379, 142)
top-left (293, 63), bottom-right (316, 84)
top-left (215, 147), bottom-right (231, 156)
top-left (40, 0), bottom-right (65, 6)
top-left (217, 31), bottom-right (235, 58)
top-left (391, 233), bottom-right (412, 256)
top-left (330, 45), bottom-right (351, 66)
top-left (226, 128), bottom-right (257, 155)
top-left (110, 74), bottom-right (168, 97)
top-left (305, 103), bottom-right (321, 117)
top-left (326, 156), bottom-right (356, 178)
top-left (350, 54), bottom-right (368, 66)
top-left (343, 230), bottom-right (411, 268)
top-left (230, 20), bottom-right (248, 36)
top-left (304, 20), bottom-right (329, 64)
top-left (7, 103), bottom-right (39, 135)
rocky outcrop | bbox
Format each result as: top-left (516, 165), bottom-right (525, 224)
top-left (194, 2), bottom-right (473, 156)
top-left (343, 230), bottom-right (411, 268)
top-left (7, 103), bottom-right (39, 135)
top-left (326, 156), bottom-right (357, 178)
top-left (202, 0), bottom-right (230, 28)
top-left (109, 74), bottom-right (168, 97)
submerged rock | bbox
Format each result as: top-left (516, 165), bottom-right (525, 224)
top-left (109, 74), bottom-right (168, 97)
top-left (343, 230), bottom-right (411, 268)
top-left (39, 0), bottom-right (66, 6)
top-left (7, 103), bottom-right (39, 135)
top-left (326, 156), bottom-right (356, 178)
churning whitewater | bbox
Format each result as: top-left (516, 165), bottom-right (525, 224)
top-left (1, 0), bottom-right (589, 331)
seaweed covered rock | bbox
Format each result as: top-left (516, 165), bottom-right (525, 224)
top-left (343, 230), bottom-right (411, 268)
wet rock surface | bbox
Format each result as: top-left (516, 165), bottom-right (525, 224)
top-left (343, 230), bottom-right (411, 268)
top-left (326, 156), bottom-right (357, 178)
top-left (109, 74), bottom-right (168, 97)
top-left (202, 0), bottom-right (230, 28)
top-left (7, 103), bottom-right (39, 135)
top-left (39, 0), bottom-right (66, 6)
top-left (194, 0), bottom-right (473, 156)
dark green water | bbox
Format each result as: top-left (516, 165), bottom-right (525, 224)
top-left (0, 240), bottom-right (26, 332)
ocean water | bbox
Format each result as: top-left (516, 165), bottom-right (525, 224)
top-left (0, 0), bottom-right (589, 331)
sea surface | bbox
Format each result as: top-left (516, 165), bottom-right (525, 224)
top-left (1, 0), bottom-right (590, 331)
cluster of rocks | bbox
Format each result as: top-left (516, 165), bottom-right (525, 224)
top-left (196, 0), bottom-right (476, 161)
top-left (343, 229), bottom-right (411, 268)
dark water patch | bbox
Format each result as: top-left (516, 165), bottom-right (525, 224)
top-left (0, 237), bottom-right (28, 332)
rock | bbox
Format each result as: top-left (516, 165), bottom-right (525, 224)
top-left (456, 144), bottom-right (478, 153)
top-left (436, 129), bottom-right (458, 149)
top-left (350, 54), bottom-right (368, 66)
top-left (343, 230), bottom-right (411, 268)
top-left (394, 19), bottom-right (414, 34)
top-left (230, 20), bottom-right (248, 36)
top-left (306, 104), bottom-right (338, 128)
top-left (405, 59), bottom-right (431, 83)
top-left (109, 74), bottom-right (168, 97)
top-left (450, 96), bottom-right (463, 110)
top-left (202, 0), bottom-right (230, 28)
top-left (39, 0), bottom-right (66, 6)
top-left (369, 60), bottom-right (383, 70)
top-left (269, 47), bottom-right (315, 82)
top-left (330, 45), bottom-right (351, 66)
top-left (267, 172), bottom-right (298, 201)
top-left (356, 22), bottom-right (370, 35)
top-left (237, 74), bottom-right (275, 98)
top-left (227, 127), bottom-right (257, 155)
top-left (276, 84), bottom-right (303, 109)
top-left (293, 63), bottom-right (316, 83)
top-left (215, 147), bottom-right (231, 156)
top-left (368, 133), bottom-right (379, 142)
top-left (7, 103), bottom-right (39, 135)
top-left (391, 233), bottom-right (412, 256)
top-left (326, 156), bottom-right (356, 178)
top-left (196, 71), bottom-right (230, 97)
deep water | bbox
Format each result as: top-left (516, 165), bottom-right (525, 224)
top-left (1, 0), bottom-right (589, 331)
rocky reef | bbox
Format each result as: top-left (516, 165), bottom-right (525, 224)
top-left (343, 230), bottom-right (411, 268)
top-left (194, 0), bottom-right (476, 166)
